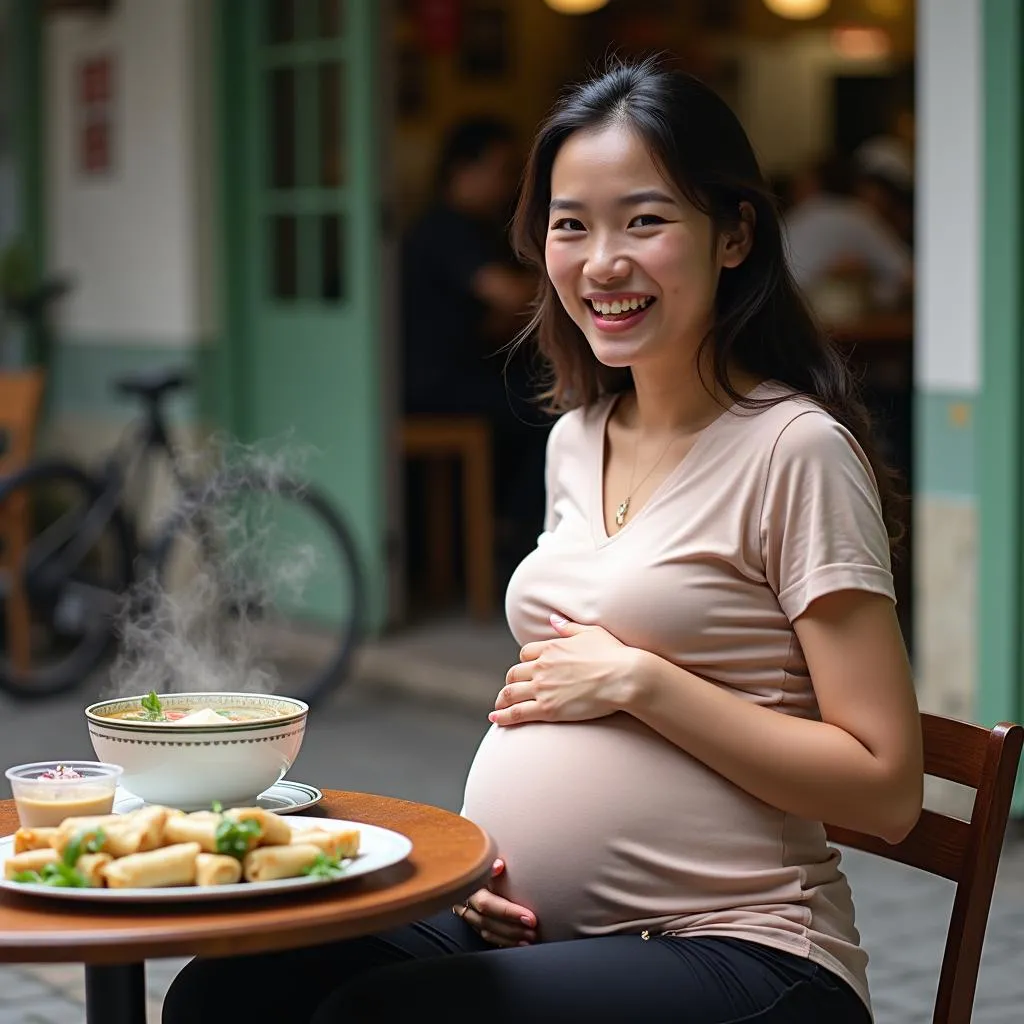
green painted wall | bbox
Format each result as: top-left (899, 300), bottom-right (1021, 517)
top-left (916, 391), bottom-right (975, 500)
top-left (45, 338), bottom-right (203, 423)
top-left (980, 0), bottom-right (1024, 805)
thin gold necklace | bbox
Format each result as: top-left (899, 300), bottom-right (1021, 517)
top-left (615, 430), bottom-right (679, 528)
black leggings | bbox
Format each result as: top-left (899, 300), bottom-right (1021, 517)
top-left (162, 909), bottom-right (871, 1024)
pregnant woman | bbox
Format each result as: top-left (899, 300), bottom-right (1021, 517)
top-left (163, 57), bottom-right (922, 1024)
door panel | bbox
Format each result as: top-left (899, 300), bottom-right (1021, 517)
top-left (222, 0), bottom-right (386, 628)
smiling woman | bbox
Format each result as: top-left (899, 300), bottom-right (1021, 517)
top-left (162, 57), bottom-right (919, 1024)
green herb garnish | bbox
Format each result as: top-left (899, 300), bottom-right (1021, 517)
top-left (141, 690), bottom-right (165, 721)
top-left (302, 851), bottom-right (349, 880)
top-left (62, 827), bottom-right (106, 868)
top-left (215, 817), bottom-right (262, 860)
top-left (211, 800), bottom-right (223, 814)
top-left (13, 862), bottom-right (88, 887)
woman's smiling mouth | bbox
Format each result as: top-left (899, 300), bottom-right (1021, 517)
top-left (585, 295), bottom-right (656, 330)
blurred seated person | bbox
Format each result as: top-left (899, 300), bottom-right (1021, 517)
top-left (853, 136), bottom-right (914, 247)
top-left (401, 116), bottom-right (549, 586)
top-left (783, 155), bottom-right (912, 321)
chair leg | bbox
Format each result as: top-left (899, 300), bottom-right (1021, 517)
top-left (463, 436), bottom-right (495, 621)
top-left (425, 458), bottom-right (456, 607)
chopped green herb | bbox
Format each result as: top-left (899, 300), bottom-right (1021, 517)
top-left (215, 817), bottom-right (262, 860)
top-left (141, 690), bottom-right (164, 721)
top-left (211, 800), bottom-right (223, 814)
top-left (13, 862), bottom-right (87, 887)
top-left (62, 827), bottom-right (106, 868)
top-left (302, 852), bottom-right (349, 880)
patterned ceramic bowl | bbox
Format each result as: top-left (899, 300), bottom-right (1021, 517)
top-left (85, 692), bottom-right (308, 811)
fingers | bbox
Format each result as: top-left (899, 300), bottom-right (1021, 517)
top-left (519, 642), bottom-right (542, 662)
top-left (489, 699), bottom-right (541, 726)
top-left (456, 888), bottom-right (537, 948)
top-left (495, 681), bottom-right (532, 709)
top-left (504, 661), bottom-right (533, 686)
top-left (491, 857), bottom-right (505, 877)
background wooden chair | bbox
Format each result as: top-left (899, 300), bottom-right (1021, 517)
top-left (826, 712), bottom-right (1024, 1023)
top-left (0, 368), bottom-right (46, 673)
top-left (400, 414), bottom-right (495, 620)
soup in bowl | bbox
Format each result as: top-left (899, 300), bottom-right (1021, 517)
top-left (85, 692), bottom-right (308, 810)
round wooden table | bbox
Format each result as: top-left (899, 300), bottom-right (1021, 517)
top-left (0, 790), bottom-right (495, 1024)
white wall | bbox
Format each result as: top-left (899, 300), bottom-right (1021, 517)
top-left (916, 0), bottom-right (981, 393)
top-left (46, 0), bottom-right (205, 345)
top-left (735, 32), bottom-right (896, 176)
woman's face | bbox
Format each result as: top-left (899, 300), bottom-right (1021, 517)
top-left (544, 124), bottom-right (748, 373)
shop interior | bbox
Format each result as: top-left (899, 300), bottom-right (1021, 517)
top-left (393, 0), bottom-right (916, 647)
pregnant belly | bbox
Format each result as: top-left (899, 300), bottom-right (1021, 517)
top-left (461, 715), bottom-right (809, 942)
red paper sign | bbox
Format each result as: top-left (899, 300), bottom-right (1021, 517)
top-left (415, 0), bottom-right (461, 53)
top-left (77, 55), bottom-right (115, 176)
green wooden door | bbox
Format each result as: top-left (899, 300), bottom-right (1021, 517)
top-left (220, 0), bottom-right (386, 629)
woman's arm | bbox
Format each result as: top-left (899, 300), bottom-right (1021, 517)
top-left (625, 589), bottom-right (922, 844)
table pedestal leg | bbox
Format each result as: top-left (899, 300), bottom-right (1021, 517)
top-left (85, 962), bottom-right (147, 1024)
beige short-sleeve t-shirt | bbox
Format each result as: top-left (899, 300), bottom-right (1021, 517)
top-left (460, 382), bottom-right (894, 1016)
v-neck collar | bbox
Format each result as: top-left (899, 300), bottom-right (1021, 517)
top-left (590, 384), bottom-right (766, 547)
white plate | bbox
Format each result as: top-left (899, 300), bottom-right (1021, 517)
top-left (0, 816), bottom-right (412, 904)
top-left (112, 780), bottom-right (323, 816)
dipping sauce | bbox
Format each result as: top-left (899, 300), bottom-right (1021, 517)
top-left (15, 785), bottom-right (117, 827)
top-left (6, 761), bottom-right (123, 828)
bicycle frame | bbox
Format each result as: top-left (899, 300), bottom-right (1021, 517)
top-left (27, 392), bottom-right (196, 587)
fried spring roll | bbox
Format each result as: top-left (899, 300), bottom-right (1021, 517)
top-left (195, 852), bottom-right (242, 886)
top-left (103, 806), bottom-right (171, 857)
top-left (163, 815), bottom-right (220, 853)
top-left (291, 829), bottom-right (360, 860)
top-left (243, 842), bottom-right (322, 882)
top-left (76, 852), bottom-right (113, 887)
top-left (225, 807), bottom-right (291, 846)
top-left (4, 848), bottom-right (59, 880)
top-left (14, 827), bottom-right (59, 854)
top-left (48, 814), bottom-right (121, 850)
top-left (101, 842), bottom-right (201, 889)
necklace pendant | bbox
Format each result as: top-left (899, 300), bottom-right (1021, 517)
top-left (615, 497), bottom-right (630, 528)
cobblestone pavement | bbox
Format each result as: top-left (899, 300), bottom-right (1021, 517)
top-left (1, 621), bottom-right (1022, 1023)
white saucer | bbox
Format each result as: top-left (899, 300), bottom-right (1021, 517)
top-left (113, 779), bottom-right (324, 816)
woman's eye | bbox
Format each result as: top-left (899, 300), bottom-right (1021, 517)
top-left (550, 218), bottom-right (585, 232)
top-left (630, 214), bottom-right (665, 228)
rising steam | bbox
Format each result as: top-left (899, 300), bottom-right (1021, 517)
top-left (106, 435), bottom-right (318, 697)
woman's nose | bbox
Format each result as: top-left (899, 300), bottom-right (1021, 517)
top-left (583, 238), bottom-right (630, 283)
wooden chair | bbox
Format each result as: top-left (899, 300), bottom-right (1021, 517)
top-left (825, 712), bottom-right (1024, 1023)
top-left (0, 368), bottom-right (46, 673)
top-left (400, 415), bottom-right (495, 620)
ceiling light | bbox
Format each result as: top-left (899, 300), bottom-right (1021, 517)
top-left (763, 0), bottom-right (831, 20)
top-left (544, 0), bottom-right (610, 14)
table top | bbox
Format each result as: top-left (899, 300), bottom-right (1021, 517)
top-left (0, 790), bottom-right (495, 964)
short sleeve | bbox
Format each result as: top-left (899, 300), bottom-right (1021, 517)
top-left (761, 410), bottom-right (894, 621)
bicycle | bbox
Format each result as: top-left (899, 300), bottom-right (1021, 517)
top-left (0, 368), bottom-right (365, 706)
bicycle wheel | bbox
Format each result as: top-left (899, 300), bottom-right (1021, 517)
top-left (0, 460), bottom-right (137, 698)
top-left (149, 473), bottom-right (364, 710)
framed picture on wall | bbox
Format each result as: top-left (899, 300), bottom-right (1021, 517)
top-left (459, 1), bottom-right (509, 79)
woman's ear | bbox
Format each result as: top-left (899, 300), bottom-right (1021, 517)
top-left (719, 201), bottom-right (756, 269)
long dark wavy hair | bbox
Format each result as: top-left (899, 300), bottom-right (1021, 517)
top-left (510, 57), bottom-right (904, 549)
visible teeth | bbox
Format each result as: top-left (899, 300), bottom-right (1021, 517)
top-left (590, 297), bottom-right (650, 315)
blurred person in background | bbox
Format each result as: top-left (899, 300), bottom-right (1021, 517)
top-left (783, 154), bottom-right (912, 318)
top-left (401, 115), bottom-right (550, 587)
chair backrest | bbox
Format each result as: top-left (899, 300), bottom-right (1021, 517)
top-left (0, 369), bottom-right (46, 477)
top-left (825, 713), bottom-right (1024, 1023)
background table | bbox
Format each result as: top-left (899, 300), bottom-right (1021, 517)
top-left (0, 790), bottom-right (495, 1024)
